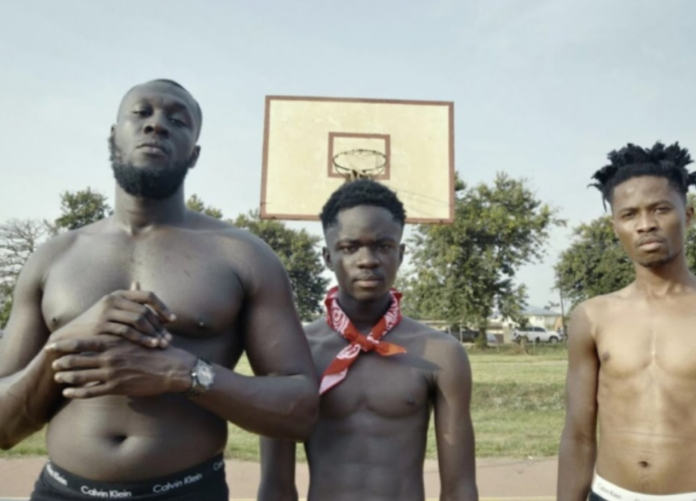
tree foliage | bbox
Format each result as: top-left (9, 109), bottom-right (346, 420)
top-left (54, 188), bottom-right (112, 231)
top-left (401, 172), bottom-right (564, 345)
top-left (0, 219), bottom-right (50, 328)
top-left (232, 211), bottom-right (329, 322)
top-left (186, 194), bottom-right (223, 219)
top-left (554, 194), bottom-right (696, 306)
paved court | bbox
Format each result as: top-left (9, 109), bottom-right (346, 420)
top-left (0, 456), bottom-right (557, 500)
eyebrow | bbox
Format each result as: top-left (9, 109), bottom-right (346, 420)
top-left (132, 98), bottom-right (194, 117)
top-left (617, 199), bottom-right (675, 212)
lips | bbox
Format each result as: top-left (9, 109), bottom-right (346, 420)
top-left (354, 276), bottom-right (383, 288)
top-left (637, 238), bottom-right (665, 249)
top-left (136, 141), bottom-right (169, 155)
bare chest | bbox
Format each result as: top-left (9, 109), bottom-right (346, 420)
top-left (597, 306), bottom-right (696, 380)
top-left (311, 331), bottom-right (433, 420)
top-left (41, 233), bottom-right (244, 337)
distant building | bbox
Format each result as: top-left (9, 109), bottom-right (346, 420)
top-left (488, 305), bottom-right (563, 343)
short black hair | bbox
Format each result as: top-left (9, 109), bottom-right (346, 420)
top-left (125, 79), bottom-right (203, 132)
top-left (320, 179), bottom-right (406, 230)
top-left (590, 141), bottom-right (695, 207)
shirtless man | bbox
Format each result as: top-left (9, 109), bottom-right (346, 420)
top-left (258, 179), bottom-right (478, 501)
top-left (558, 141), bottom-right (696, 500)
top-left (0, 79), bottom-right (319, 500)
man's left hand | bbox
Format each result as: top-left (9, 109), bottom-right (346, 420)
top-left (48, 335), bottom-right (196, 399)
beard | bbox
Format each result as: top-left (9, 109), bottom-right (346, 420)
top-left (636, 249), bottom-right (677, 268)
top-left (109, 136), bottom-right (193, 200)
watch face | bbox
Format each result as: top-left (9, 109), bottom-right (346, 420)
top-left (197, 362), bottom-right (214, 386)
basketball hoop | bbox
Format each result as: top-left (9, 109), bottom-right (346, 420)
top-left (332, 148), bottom-right (387, 182)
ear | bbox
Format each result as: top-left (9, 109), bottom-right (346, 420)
top-left (609, 212), bottom-right (619, 239)
top-left (322, 246), bottom-right (333, 271)
top-left (188, 145), bottom-right (201, 170)
top-left (110, 125), bottom-right (115, 138)
top-left (686, 205), bottom-right (694, 225)
top-left (398, 243), bottom-right (405, 265)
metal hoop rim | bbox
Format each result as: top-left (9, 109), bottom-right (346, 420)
top-left (332, 148), bottom-right (388, 172)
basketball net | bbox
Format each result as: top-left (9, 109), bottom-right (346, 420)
top-left (333, 149), bottom-right (387, 183)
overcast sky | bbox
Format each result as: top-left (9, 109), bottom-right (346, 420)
top-left (1, 0), bottom-right (695, 310)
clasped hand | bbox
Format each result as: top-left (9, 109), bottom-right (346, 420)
top-left (44, 283), bottom-right (193, 399)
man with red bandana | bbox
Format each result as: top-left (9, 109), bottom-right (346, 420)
top-left (258, 179), bottom-right (479, 501)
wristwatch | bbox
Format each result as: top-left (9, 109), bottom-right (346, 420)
top-left (185, 358), bottom-right (216, 397)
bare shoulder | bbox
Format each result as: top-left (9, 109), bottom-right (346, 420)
top-left (568, 288), bottom-right (628, 339)
top-left (20, 228), bottom-right (86, 285)
top-left (401, 317), bottom-right (470, 366)
top-left (304, 318), bottom-right (327, 340)
top-left (303, 318), bottom-right (339, 355)
top-left (189, 212), bottom-right (289, 287)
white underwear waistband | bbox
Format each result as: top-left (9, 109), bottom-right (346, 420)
top-left (593, 474), bottom-right (696, 501)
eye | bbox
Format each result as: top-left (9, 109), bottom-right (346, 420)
top-left (133, 108), bottom-right (150, 117)
top-left (655, 206), bottom-right (671, 213)
top-left (341, 245), bottom-right (357, 253)
top-left (171, 117), bottom-right (188, 127)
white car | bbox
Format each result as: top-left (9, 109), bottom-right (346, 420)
top-left (512, 326), bottom-right (561, 344)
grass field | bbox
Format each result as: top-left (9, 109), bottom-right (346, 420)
top-left (1, 344), bottom-right (568, 461)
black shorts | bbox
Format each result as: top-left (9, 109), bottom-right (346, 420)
top-left (29, 454), bottom-right (229, 500)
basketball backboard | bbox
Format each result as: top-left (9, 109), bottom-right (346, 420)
top-left (260, 96), bottom-right (455, 224)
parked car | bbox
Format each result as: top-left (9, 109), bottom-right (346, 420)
top-left (512, 325), bottom-right (562, 344)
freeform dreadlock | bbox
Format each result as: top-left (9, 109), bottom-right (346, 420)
top-left (320, 179), bottom-right (406, 230)
top-left (590, 141), bottom-right (695, 208)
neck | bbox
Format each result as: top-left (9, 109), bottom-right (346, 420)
top-left (113, 185), bottom-right (187, 233)
top-left (336, 288), bottom-right (393, 332)
top-left (633, 252), bottom-right (696, 296)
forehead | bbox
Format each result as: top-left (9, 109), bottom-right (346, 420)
top-left (119, 82), bottom-right (198, 116)
top-left (612, 176), bottom-right (682, 210)
top-left (327, 205), bottom-right (402, 241)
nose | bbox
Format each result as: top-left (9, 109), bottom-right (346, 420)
top-left (636, 212), bottom-right (658, 233)
top-left (356, 246), bottom-right (379, 268)
top-left (143, 111), bottom-right (170, 138)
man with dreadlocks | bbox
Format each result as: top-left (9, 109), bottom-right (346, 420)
top-left (557, 141), bottom-right (696, 501)
top-left (258, 179), bottom-right (478, 501)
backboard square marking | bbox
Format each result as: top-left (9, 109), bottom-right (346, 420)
top-left (327, 132), bottom-right (391, 180)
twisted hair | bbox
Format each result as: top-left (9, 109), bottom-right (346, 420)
top-left (590, 141), bottom-right (695, 207)
top-left (320, 179), bottom-right (406, 230)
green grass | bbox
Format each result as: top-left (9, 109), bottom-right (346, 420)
top-left (1, 344), bottom-right (569, 461)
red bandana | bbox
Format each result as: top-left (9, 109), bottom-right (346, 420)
top-left (319, 285), bottom-right (406, 395)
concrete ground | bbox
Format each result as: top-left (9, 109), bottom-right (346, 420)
top-left (0, 456), bottom-right (557, 500)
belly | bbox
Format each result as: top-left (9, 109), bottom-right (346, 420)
top-left (46, 394), bottom-right (227, 481)
top-left (306, 411), bottom-right (429, 501)
top-left (597, 377), bottom-right (696, 493)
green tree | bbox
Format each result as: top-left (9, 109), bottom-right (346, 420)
top-left (555, 194), bottom-right (696, 306)
top-left (54, 188), bottom-right (112, 231)
top-left (232, 210), bottom-right (329, 322)
top-left (0, 219), bottom-right (50, 328)
top-left (402, 173), bottom-right (564, 346)
top-left (186, 194), bottom-right (223, 219)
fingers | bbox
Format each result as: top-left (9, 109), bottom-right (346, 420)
top-left (45, 337), bottom-right (117, 354)
top-left (62, 382), bottom-right (116, 399)
top-left (54, 369), bottom-right (107, 386)
top-left (120, 285), bottom-right (176, 323)
top-left (107, 305), bottom-right (170, 347)
top-left (51, 353), bottom-right (102, 371)
top-left (102, 322), bottom-right (164, 348)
